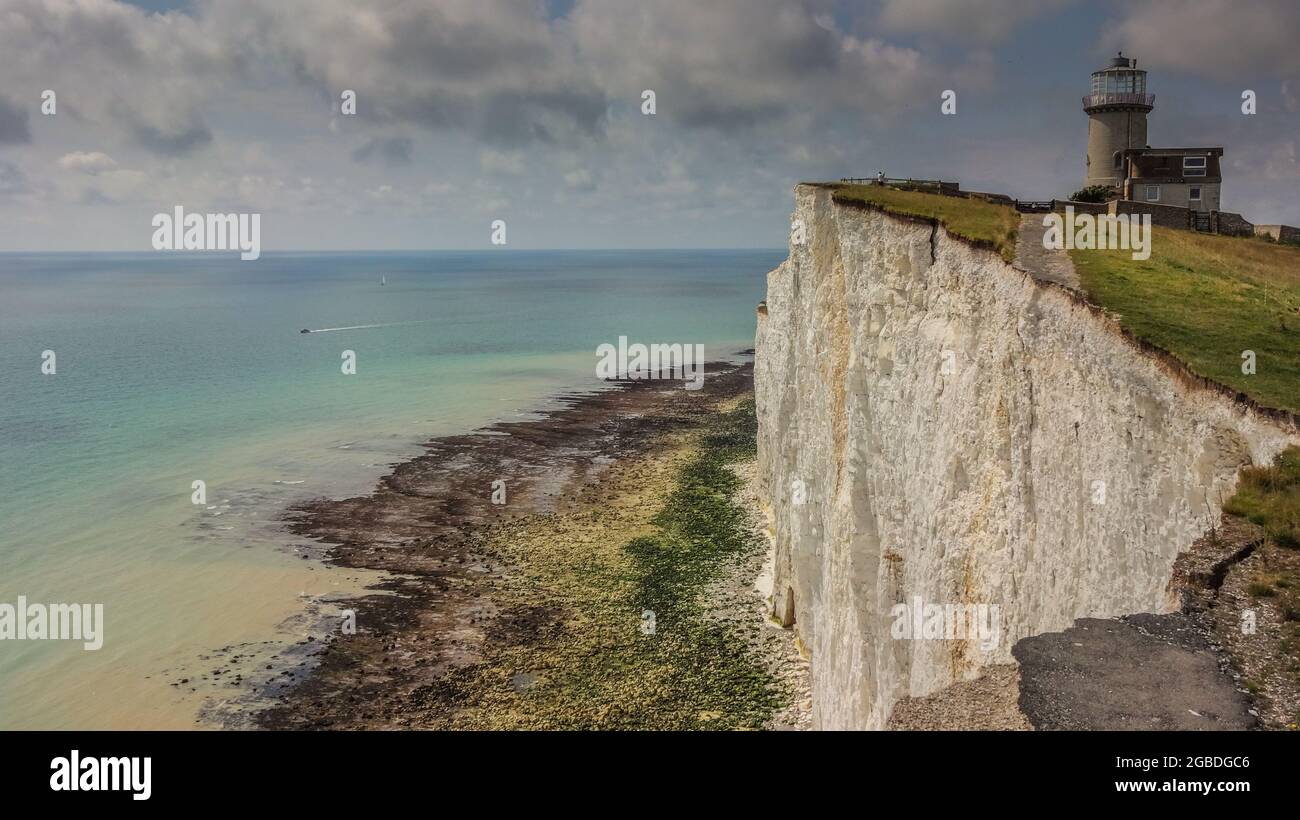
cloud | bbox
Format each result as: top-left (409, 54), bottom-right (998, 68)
top-left (352, 136), bottom-right (413, 165)
top-left (877, 0), bottom-right (1073, 44)
top-left (480, 149), bottom-right (525, 175)
top-left (78, 187), bottom-right (115, 205)
top-left (0, 0), bottom-right (226, 155)
top-left (1103, 0), bottom-right (1300, 77)
top-left (0, 97), bottom-right (32, 144)
top-left (570, 0), bottom-right (942, 133)
top-left (209, 0), bottom-right (609, 146)
top-left (0, 0), bottom-right (948, 151)
top-left (58, 151), bottom-right (118, 174)
top-left (1283, 80), bottom-right (1299, 113)
top-left (0, 161), bottom-right (29, 197)
top-left (133, 120), bottom-right (213, 156)
top-left (3, 0), bottom-right (1298, 244)
top-left (564, 167), bottom-right (594, 190)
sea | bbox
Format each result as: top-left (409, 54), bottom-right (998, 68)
top-left (0, 249), bottom-right (778, 729)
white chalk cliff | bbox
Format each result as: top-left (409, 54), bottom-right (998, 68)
top-left (754, 184), bottom-right (1299, 730)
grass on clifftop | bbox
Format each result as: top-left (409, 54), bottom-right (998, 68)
top-left (1226, 446), bottom-right (1300, 550)
top-left (1070, 228), bottom-right (1300, 413)
top-left (830, 184), bottom-right (1020, 262)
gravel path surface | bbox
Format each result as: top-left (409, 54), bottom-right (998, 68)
top-left (1014, 213), bottom-right (1080, 290)
top-left (1013, 614), bottom-right (1256, 730)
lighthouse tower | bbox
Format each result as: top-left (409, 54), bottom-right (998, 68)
top-left (1083, 53), bottom-right (1153, 190)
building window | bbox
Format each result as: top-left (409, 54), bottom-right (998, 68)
top-left (1113, 152), bottom-right (1123, 170)
top-left (1145, 185), bottom-right (1160, 202)
top-left (1189, 187), bottom-right (1202, 201)
top-left (1183, 156), bottom-right (1207, 177)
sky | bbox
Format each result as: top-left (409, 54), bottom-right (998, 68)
top-left (0, 0), bottom-right (1298, 251)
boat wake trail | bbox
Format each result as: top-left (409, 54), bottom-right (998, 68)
top-left (300, 321), bottom-right (427, 334)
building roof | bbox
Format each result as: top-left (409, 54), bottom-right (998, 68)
top-left (1123, 148), bottom-right (1223, 184)
top-left (1097, 54), bottom-right (1139, 72)
top-left (1122, 147), bottom-right (1223, 157)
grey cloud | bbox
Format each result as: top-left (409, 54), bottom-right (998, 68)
top-left (475, 89), bottom-right (607, 146)
top-left (0, 161), bottom-right (29, 197)
top-left (6, 0), bottom-right (1294, 244)
top-left (571, 0), bottom-right (939, 133)
top-left (1105, 0), bottom-right (1300, 77)
top-left (675, 100), bottom-right (790, 132)
top-left (379, 5), bottom-right (554, 81)
top-left (388, 86), bottom-right (608, 146)
top-left (0, 98), bottom-right (32, 144)
top-left (223, 0), bottom-right (609, 146)
top-left (0, 1), bottom-right (228, 155)
top-left (563, 167), bottom-right (595, 191)
top-left (79, 187), bottom-right (115, 205)
top-left (878, 0), bottom-right (1073, 44)
top-left (133, 119), bottom-right (213, 155)
top-left (397, 92), bottom-right (474, 131)
top-left (0, 0), bottom-right (937, 152)
top-left (352, 136), bottom-right (414, 165)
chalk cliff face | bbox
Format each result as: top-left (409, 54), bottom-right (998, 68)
top-left (754, 184), bottom-right (1299, 730)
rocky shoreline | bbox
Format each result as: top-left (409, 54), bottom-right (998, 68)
top-left (256, 359), bottom-right (808, 729)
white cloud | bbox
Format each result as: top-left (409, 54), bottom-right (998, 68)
top-left (57, 151), bottom-right (118, 175)
top-left (2, 0), bottom-right (1298, 248)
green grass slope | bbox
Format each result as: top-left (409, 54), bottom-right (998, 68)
top-left (1070, 229), bottom-right (1300, 413)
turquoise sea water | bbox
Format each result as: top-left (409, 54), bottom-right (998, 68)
top-left (0, 249), bottom-right (777, 728)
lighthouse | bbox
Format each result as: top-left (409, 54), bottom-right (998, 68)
top-left (1082, 53), bottom-right (1153, 190)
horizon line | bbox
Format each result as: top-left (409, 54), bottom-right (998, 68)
top-left (0, 247), bottom-right (789, 255)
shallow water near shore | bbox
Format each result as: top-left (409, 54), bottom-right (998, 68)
top-left (0, 249), bottom-right (775, 729)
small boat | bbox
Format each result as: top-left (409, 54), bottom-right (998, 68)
top-left (380, 275), bottom-right (386, 286)
top-left (299, 328), bottom-right (311, 334)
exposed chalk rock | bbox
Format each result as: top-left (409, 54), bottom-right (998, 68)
top-left (754, 184), bottom-right (1299, 730)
